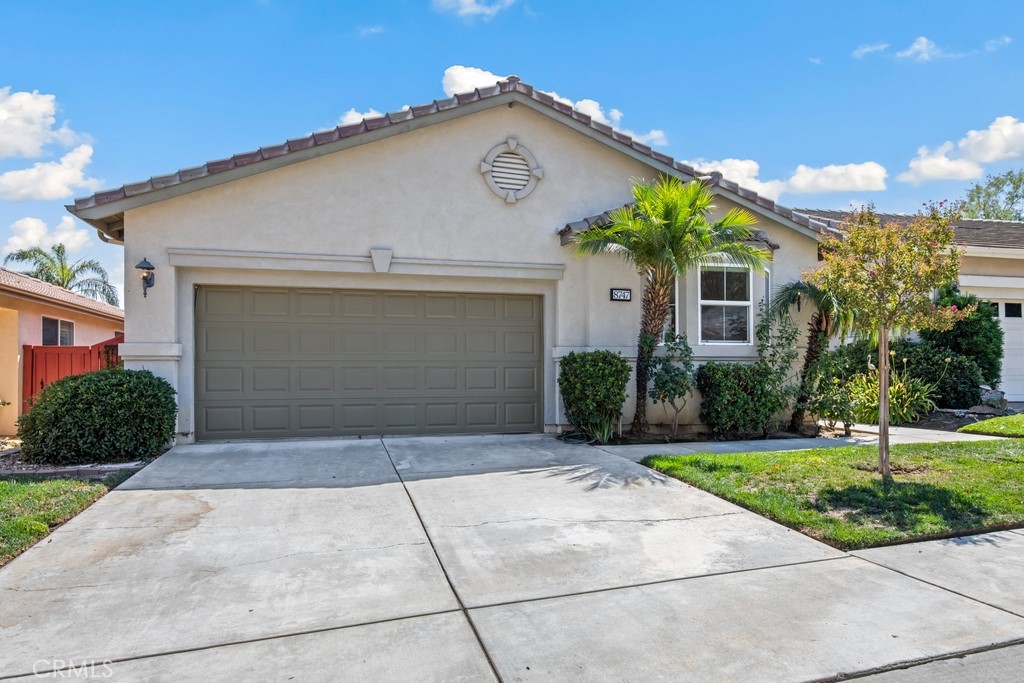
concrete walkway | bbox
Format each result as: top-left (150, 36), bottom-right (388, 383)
top-left (1, 434), bottom-right (1021, 681)
top-left (597, 424), bottom-right (1004, 462)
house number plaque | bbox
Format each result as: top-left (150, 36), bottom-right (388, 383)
top-left (610, 288), bottom-right (632, 301)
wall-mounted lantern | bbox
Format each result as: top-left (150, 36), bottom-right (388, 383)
top-left (135, 258), bottom-right (155, 298)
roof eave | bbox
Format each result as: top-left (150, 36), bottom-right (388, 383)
top-left (0, 285), bottom-right (124, 323)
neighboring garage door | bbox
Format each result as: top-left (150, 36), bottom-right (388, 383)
top-left (194, 287), bottom-right (543, 439)
top-left (996, 301), bottom-right (1024, 401)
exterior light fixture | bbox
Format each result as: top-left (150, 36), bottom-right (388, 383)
top-left (135, 258), bottom-right (155, 297)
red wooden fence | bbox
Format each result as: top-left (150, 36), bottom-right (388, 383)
top-left (21, 334), bottom-right (124, 411)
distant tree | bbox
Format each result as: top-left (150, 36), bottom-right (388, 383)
top-left (807, 205), bottom-right (967, 477)
top-left (961, 169), bottom-right (1024, 221)
top-left (573, 176), bottom-right (768, 437)
top-left (3, 243), bottom-right (119, 306)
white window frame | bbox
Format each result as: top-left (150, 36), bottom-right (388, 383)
top-left (42, 316), bottom-right (75, 346)
top-left (698, 264), bottom-right (754, 345)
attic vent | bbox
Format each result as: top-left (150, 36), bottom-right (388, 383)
top-left (491, 151), bottom-right (532, 191)
top-left (481, 138), bottom-right (543, 203)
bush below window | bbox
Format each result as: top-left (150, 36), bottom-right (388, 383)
top-left (558, 350), bottom-right (631, 444)
top-left (696, 304), bottom-right (800, 438)
top-left (18, 368), bottom-right (177, 465)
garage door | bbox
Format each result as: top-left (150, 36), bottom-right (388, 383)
top-left (194, 287), bottom-right (543, 439)
top-left (997, 301), bottom-right (1024, 401)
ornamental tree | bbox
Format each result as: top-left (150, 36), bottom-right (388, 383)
top-left (806, 205), bottom-right (968, 476)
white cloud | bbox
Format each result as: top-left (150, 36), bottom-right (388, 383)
top-left (0, 144), bottom-right (101, 201)
top-left (338, 108), bottom-right (383, 125)
top-left (683, 158), bottom-right (887, 200)
top-left (787, 162), bottom-right (887, 193)
top-left (3, 216), bottom-right (91, 256)
top-left (683, 158), bottom-right (788, 200)
top-left (359, 25), bottom-right (384, 36)
top-left (897, 142), bottom-right (983, 184)
top-left (440, 65), bottom-right (668, 146)
top-left (896, 36), bottom-right (960, 62)
top-left (957, 115), bottom-right (1024, 163)
top-left (431, 0), bottom-right (515, 20)
top-left (852, 42), bottom-right (889, 58)
top-left (808, 57), bottom-right (822, 65)
top-left (0, 86), bottom-right (81, 158)
top-left (985, 36), bottom-right (1012, 52)
top-left (897, 115), bottom-right (1024, 184)
top-left (442, 65), bottom-right (507, 97)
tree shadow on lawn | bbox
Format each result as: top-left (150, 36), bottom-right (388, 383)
top-left (817, 479), bottom-right (988, 532)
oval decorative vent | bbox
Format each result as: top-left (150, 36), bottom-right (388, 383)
top-left (480, 138), bottom-right (543, 203)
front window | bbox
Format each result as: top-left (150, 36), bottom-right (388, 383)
top-left (42, 317), bottom-right (75, 346)
top-left (699, 266), bottom-right (751, 343)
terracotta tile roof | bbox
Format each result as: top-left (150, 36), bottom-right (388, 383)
top-left (67, 77), bottom-right (833, 239)
top-left (0, 267), bottom-right (124, 319)
top-left (560, 199), bottom-right (831, 247)
top-left (794, 209), bottom-right (1024, 250)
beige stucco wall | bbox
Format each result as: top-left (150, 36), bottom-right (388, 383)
top-left (118, 103), bottom-right (818, 440)
top-left (0, 308), bottom-right (17, 435)
top-left (961, 255), bottom-right (1024, 278)
top-left (0, 292), bottom-right (122, 434)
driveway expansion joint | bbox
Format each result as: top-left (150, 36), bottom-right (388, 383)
top-left (0, 607), bottom-right (468, 682)
top-left (803, 635), bottom-right (1024, 683)
top-left (379, 438), bottom-right (504, 683)
top-left (465, 554), bottom-right (854, 611)
top-left (852, 553), bottom-right (1024, 621)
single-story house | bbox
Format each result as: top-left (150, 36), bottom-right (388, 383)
top-left (0, 268), bottom-right (124, 434)
top-left (797, 209), bottom-right (1024, 401)
top-left (65, 76), bottom-right (934, 443)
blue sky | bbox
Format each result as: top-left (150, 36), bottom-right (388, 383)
top-left (2, 0), bottom-right (1022, 304)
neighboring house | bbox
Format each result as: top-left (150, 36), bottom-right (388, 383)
top-left (66, 77), bottom-right (830, 443)
top-left (0, 268), bottom-right (124, 435)
top-left (796, 209), bottom-right (1024, 401)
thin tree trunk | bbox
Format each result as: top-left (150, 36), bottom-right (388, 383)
top-left (878, 326), bottom-right (892, 477)
top-left (631, 278), bottom-right (672, 438)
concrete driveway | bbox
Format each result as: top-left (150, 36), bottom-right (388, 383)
top-left (1, 435), bottom-right (1022, 681)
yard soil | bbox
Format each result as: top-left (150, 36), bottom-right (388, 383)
top-left (603, 430), bottom-right (804, 446)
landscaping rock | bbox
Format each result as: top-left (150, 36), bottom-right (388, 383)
top-left (979, 388), bottom-right (1008, 411)
top-left (968, 405), bottom-right (1002, 416)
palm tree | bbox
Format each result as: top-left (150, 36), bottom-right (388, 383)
top-left (574, 176), bottom-right (768, 436)
top-left (768, 280), bottom-right (853, 431)
top-left (3, 243), bottom-right (120, 306)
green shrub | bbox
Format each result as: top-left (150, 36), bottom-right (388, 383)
top-left (648, 334), bottom-right (695, 438)
top-left (18, 368), bottom-right (177, 465)
top-left (558, 350), bottom-right (631, 443)
top-left (825, 339), bottom-right (983, 409)
top-left (847, 365), bottom-right (937, 425)
top-left (696, 305), bottom-right (800, 439)
top-left (899, 342), bottom-right (983, 408)
top-left (919, 287), bottom-right (1003, 387)
top-left (806, 352), bottom-right (856, 435)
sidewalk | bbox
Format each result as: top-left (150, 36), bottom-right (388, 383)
top-left (595, 424), bottom-right (1003, 462)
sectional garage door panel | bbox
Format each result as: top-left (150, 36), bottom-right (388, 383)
top-left (194, 288), bottom-right (543, 439)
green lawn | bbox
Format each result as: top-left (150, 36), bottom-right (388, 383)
top-left (0, 473), bottom-right (130, 565)
top-left (643, 440), bottom-right (1024, 550)
top-left (959, 414), bottom-right (1024, 437)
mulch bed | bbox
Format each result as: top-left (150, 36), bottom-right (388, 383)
top-left (0, 440), bottom-right (146, 479)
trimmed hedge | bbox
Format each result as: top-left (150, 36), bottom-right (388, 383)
top-left (18, 368), bottom-right (177, 465)
top-left (558, 350), bottom-right (631, 443)
top-left (920, 289), bottom-right (1003, 387)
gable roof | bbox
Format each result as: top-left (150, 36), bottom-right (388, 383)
top-left (794, 209), bottom-right (1024, 250)
top-left (67, 77), bottom-right (829, 244)
top-left (0, 267), bottom-right (124, 321)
